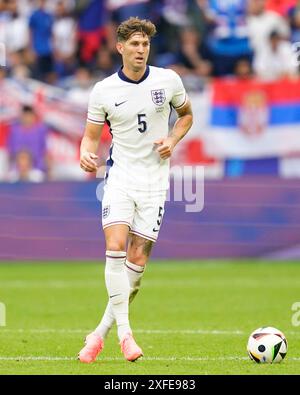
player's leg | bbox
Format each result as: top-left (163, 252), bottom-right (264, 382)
top-left (97, 184), bottom-right (135, 345)
top-left (104, 225), bottom-right (143, 361)
top-left (88, 191), bottom-right (165, 362)
top-left (124, 189), bottom-right (166, 312)
top-left (94, 233), bottom-right (148, 338)
top-left (103, 224), bottom-right (132, 341)
top-left (119, 190), bottom-right (166, 359)
top-left (96, 189), bottom-right (159, 348)
top-left (94, 224), bottom-right (129, 337)
top-left (78, 185), bottom-right (134, 363)
top-left (91, 234), bottom-right (150, 362)
top-left (78, 224), bottom-right (129, 363)
top-left (113, 234), bottom-right (151, 361)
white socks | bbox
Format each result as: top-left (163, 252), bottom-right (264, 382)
top-left (104, 250), bottom-right (130, 340)
top-left (95, 255), bottom-right (145, 341)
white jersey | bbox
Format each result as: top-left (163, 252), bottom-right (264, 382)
top-left (87, 65), bottom-right (187, 191)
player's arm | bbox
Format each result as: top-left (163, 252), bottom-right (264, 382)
top-left (155, 100), bottom-right (193, 160)
top-left (80, 121), bottom-right (104, 172)
top-left (170, 99), bottom-right (193, 145)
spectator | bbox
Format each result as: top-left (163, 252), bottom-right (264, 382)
top-left (153, 0), bottom-right (190, 57)
top-left (200, 0), bottom-right (253, 76)
top-left (16, 0), bottom-right (74, 18)
top-left (234, 58), bottom-right (253, 79)
top-left (29, 0), bottom-right (55, 82)
top-left (9, 55), bottom-right (33, 80)
top-left (45, 0), bottom-right (75, 14)
top-left (8, 150), bottom-right (45, 182)
top-left (7, 49), bottom-right (34, 79)
top-left (53, 0), bottom-right (77, 79)
top-left (0, 0), bottom-right (11, 48)
top-left (77, 0), bottom-right (107, 65)
top-left (288, 1), bottom-right (300, 44)
top-left (3, 0), bottom-right (30, 54)
top-left (8, 105), bottom-right (49, 174)
top-left (186, 0), bottom-right (207, 37)
top-left (17, 0), bottom-right (37, 18)
top-left (247, 0), bottom-right (290, 54)
top-left (253, 30), bottom-right (298, 80)
top-left (92, 45), bottom-right (118, 81)
top-left (168, 26), bottom-right (212, 90)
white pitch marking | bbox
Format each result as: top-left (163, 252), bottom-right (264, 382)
top-left (0, 328), bottom-right (299, 335)
top-left (0, 328), bottom-right (244, 335)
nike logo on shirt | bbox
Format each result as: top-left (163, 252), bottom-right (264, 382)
top-left (115, 101), bottom-right (127, 107)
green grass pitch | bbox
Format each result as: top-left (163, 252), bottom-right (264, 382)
top-left (0, 261), bottom-right (300, 375)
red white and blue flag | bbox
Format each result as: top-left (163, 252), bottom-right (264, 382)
top-left (205, 78), bottom-right (300, 159)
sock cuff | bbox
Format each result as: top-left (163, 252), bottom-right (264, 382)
top-left (106, 250), bottom-right (127, 259)
top-left (125, 260), bottom-right (145, 274)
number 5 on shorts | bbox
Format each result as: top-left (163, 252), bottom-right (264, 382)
top-left (152, 206), bottom-right (163, 233)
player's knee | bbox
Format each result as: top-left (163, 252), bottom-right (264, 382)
top-left (127, 237), bottom-right (153, 265)
top-left (106, 241), bottom-right (127, 252)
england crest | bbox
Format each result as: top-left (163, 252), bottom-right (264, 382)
top-left (102, 205), bottom-right (110, 219)
top-left (151, 89), bottom-right (166, 106)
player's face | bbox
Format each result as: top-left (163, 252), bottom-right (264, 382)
top-left (118, 33), bottom-right (150, 72)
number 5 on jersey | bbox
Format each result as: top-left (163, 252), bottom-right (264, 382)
top-left (138, 113), bottom-right (147, 133)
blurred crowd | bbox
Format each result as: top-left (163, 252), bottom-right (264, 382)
top-left (1, 0), bottom-right (300, 84)
top-left (1, 0), bottom-right (300, 182)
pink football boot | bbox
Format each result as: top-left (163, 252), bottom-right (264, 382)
top-left (120, 333), bottom-right (143, 362)
top-left (78, 332), bottom-right (104, 363)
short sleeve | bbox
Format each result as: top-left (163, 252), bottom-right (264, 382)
top-left (87, 83), bottom-right (106, 125)
top-left (170, 71), bottom-right (187, 110)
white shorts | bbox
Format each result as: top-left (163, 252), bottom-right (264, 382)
top-left (101, 184), bottom-right (167, 242)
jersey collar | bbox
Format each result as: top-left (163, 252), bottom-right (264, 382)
top-left (118, 65), bottom-right (150, 84)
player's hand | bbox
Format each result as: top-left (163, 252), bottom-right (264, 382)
top-left (80, 152), bottom-right (98, 172)
top-left (154, 137), bottom-right (176, 160)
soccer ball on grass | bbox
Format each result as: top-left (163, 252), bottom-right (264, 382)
top-left (247, 326), bottom-right (287, 363)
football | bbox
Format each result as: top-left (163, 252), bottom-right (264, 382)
top-left (247, 326), bottom-right (288, 363)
